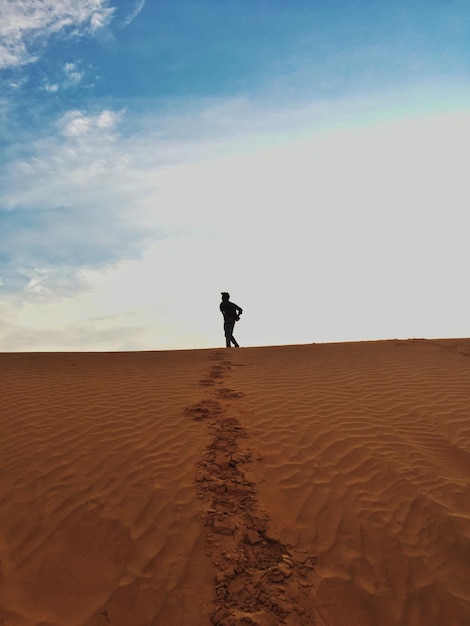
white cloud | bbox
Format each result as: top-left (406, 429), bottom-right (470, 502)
top-left (63, 62), bottom-right (84, 86)
top-left (0, 106), bottom-right (152, 289)
top-left (3, 108), bottom-right (127, 209)
top-left (40, 62), bottom-right (94, 93)
top-left (59, 108), bottom-right (122, 137)
top-left (119, 0), bottom-right (146, 28)
top-left (0, 0), bottom-right (115, 68)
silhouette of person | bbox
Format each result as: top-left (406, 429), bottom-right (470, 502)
top-left (220, 292), bottom-right (243, 348)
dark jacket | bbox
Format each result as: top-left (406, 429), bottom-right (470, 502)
top-left (220, 300), bottom-right (243, 321)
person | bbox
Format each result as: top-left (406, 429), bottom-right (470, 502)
top-left (220, 292), bottom-right (243, 348)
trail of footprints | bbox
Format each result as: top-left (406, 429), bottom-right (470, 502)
top-left (184, 352), bottom-right (316, 626)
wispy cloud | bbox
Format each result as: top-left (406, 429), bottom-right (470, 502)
top-left (3, 109), bottom-right (126, 209)
top-left (63, 62), bottom-right (85, 86)
top-left (42, 61), bottom-right (87, 93)
top-left (0, 106), bottom-right (158, 295)
top-left (119, 0), bottom-right (146, 28)
top-left (0, 0), bottom-right (115, 68)
top-left (44, 83), bottom-right (59, 93)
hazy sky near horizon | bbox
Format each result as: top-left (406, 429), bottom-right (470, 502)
top-left (1, 0), bottom-right (469, 351)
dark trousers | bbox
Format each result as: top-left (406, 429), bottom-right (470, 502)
top-left (224, 318), bottom-right (239, 347)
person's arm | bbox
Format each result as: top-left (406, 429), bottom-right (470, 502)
top-left (236, 304), bottom-right (243, 315)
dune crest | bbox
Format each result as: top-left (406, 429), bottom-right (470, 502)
top-left (0, 340), bottom-right (469, 625)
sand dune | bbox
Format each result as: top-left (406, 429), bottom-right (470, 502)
top-left (0, 340), bottom-right (469, 625)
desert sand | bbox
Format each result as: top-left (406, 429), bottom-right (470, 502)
top-left (0, 339), bottom-right (469, 625)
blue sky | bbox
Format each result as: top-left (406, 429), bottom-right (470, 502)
top-left (1, 0), bottom-right (469, 351)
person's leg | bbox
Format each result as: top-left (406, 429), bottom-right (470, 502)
top-left (224, 320), bottom-right (232, 347)
top-left (228, 319), bottom-right (239, 347)
top-left (225, 319), bottom-right (237, 347)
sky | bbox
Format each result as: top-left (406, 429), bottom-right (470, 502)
top-left (1, 0), bottom-right (469, 351)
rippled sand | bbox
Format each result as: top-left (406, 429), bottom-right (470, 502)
top-left (1, 340), bottom-right (469, 625)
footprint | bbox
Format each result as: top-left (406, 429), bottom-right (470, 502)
top-left (184, 400), bottom-right (223, 421)
top-left (216, 388), bottom-right (245, 399)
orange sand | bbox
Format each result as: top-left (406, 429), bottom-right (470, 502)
top-left (0, 340), bottom-right (469, 625)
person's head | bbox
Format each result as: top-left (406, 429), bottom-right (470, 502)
top-left (221, 292), bottom-right (230, 301)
